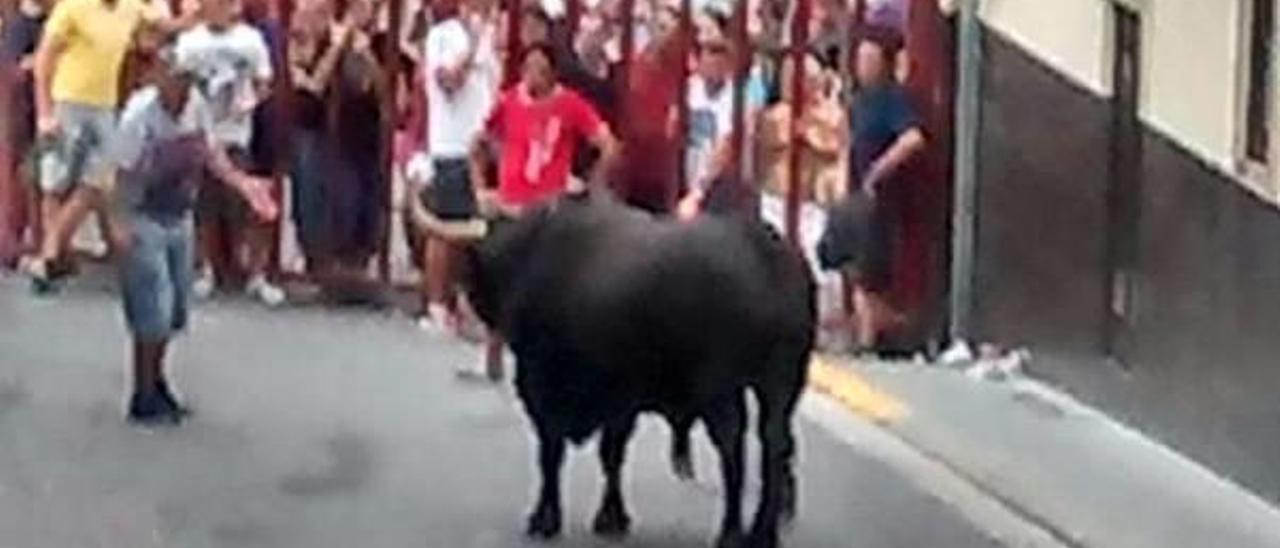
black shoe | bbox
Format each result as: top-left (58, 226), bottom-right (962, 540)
top-left (156, 381), bottom-right (191, 418)
top-left (30, 274), bottom-right (57, 295)
top-left (26, 259), bottom-right (58, 296)
top-left (127, 391), bottom-right (183, 427)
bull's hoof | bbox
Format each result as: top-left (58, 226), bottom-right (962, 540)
top-left (526, 504), bottom-right (562, 540)
top-left (780, 482), bottom-right (797, 525)
top-left (743, 529), bottom-right (780, 548)
top-left (714, 529), bottom-right (745, 548)
top-left (591, 504), bottom-right (631, 538)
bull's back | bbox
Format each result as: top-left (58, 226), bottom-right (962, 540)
top-left (508, 201), bottom-right (814, 428)
top-left (563, 212), bottom-right (813, 399)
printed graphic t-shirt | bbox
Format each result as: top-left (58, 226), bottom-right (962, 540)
top-left (111, 86), bottom-right (215, 220)
top-left (684, 75), bottom-right (734, 191)
top-left (175, 22), bottom-right (273, 148)
top-left (486, 85), bottom-right (605, 207)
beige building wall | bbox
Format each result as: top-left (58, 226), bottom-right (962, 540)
top-left (978, 0), bottom-right (1277, 197)
top-left (1142, 0), bottom-right (1244, 175)
top-left (978, 0), bottom-right (1113, 96)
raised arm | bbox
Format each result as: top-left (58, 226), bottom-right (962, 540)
top-left (427, 25), bottom-right (476, 96)
top-left (291, 23), bottom-right (352, 94)
top-left (586, 124), bottom-right (619, 190)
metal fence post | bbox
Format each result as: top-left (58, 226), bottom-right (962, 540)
top-left (950, 0), bottom-right (981, 341)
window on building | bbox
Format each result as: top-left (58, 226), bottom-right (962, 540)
top-left (1245, 0), bottom-right (1274, 165)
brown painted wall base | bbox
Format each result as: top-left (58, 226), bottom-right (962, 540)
top-left (974, 27), bottom-right (1280, 503)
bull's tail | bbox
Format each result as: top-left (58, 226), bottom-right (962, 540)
top-left (670, 415), bottom-right (696, 481)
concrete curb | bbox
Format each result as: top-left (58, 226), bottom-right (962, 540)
top-left (805, 355), bottom-right (1086, 548)
top-left (806, 356), bottom-right (1280, 548)
top-left (807, 355), bottom-right (909, 424)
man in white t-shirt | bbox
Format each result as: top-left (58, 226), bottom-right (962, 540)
top-left (415, 0), bottom-right (498, 333)
top-left (175, 0), bottom-right (282, 306)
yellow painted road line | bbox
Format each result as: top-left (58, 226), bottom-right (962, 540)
top-left (808, 355), bottom-right (909, 424)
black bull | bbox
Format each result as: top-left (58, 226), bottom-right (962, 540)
top-left (461, 195), bottom-right (816, 548)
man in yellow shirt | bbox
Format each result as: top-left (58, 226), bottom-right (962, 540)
top-left (25, 0), bottom-right (165, 292)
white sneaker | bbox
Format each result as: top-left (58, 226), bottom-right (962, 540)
top-left (455, 346), bottom-right (504, 383)
top-left (192, 269), bottom-right (216, 300)
top-left (417, 303), bottom-right (455, 336)
top-left (81, 239), bottom-right (109, 260)
top-left (246, 275), bottom-right (286, 307)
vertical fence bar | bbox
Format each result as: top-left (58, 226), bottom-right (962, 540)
top-left (270, 0), bottom-right (295, 277)
top-left (378, 0), bottom-right (404, 282)
top-left (504, 0), bottom-right (523, 86)
top-left (567, 0), bottom-right (582, 39)
top-left (0, 2), bottom-right (12, 264)
top-left (728, 0), bottom-right (749, 190)
top-left (676, 0), bottom-right (692, 196)
top-left (784, 0), bottom-right (812, 245)
top-left (618, 0), bottom-right (635, 127)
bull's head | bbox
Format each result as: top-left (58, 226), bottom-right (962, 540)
top-left (422, 204), bottom-right (559, 335)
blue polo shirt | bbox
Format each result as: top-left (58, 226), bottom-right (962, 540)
top-left (850, 84), bottom-right (919, 187)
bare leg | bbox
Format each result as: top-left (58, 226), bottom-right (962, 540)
top-left (424, 237), bottom-right (453, 322)
top-left (243, 221), bottom-right (275, 280)
top-left (424, 234), bottom-right (440, 314)
top-left (37, 189), bottom-right (88, 263)
top-left (593, 414), bottom-right (637, 537)
top-left (853, 286), bottom-right (876, 350)
top-left (196, 217), bottom-right (221, 283)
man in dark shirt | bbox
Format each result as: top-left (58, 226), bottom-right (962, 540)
top-left (844, 27), bottom-right (925, 351)
top-left (244, 0), bottom-right (286, 177)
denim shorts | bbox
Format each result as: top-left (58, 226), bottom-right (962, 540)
top-left (38, 102), bottom-right (116, 194)
top-left (120, 215), bottom-right (194, 341)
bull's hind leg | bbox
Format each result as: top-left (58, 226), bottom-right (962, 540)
top-left (746, 381), bottom-right (803, 548)
top-left (704, 393), bottom-right (747, 548)
top-left (527, 427), bottom-right (566, 539)
top-left (592, 414), bottom-right (638, 538)
top-left (671, 414), bottom-right (696, 481)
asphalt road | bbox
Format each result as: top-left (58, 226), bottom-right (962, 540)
top-left (0, 274), bottom-right (1009, 548)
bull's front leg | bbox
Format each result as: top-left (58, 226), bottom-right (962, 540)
top-left (527, 425), bottom-right (567, 539)
top-left (592, 414), bottom-right (637, 538)
top-left (704, 393), bottom-right (746, 548)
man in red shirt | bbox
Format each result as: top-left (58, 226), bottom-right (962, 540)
top-left (464, 42), bottom-right (617, 380)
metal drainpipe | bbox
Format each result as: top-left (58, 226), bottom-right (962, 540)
top-left (950, 0), bottom-right (981, 341)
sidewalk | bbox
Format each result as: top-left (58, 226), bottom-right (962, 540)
top-left (808, 356), bottom-right (1280, 548)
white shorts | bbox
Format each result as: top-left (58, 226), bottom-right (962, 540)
top-left (38, 102), bottom-right (116, 194)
